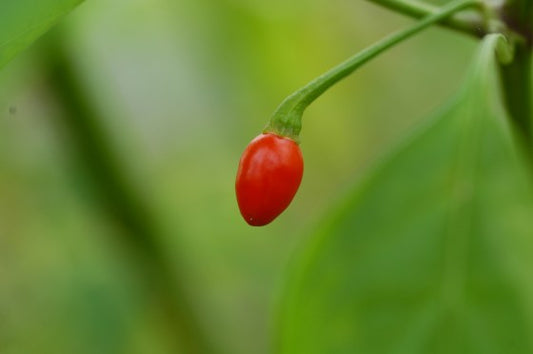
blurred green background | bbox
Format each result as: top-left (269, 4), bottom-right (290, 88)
top-left (0, 0), bottom-right (478, 353)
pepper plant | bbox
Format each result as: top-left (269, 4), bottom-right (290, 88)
top-left (235, 0), bottom-right (533, 353)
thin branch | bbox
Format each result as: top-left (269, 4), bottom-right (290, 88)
top-left (366, 0), bottom-right (486, 38)
top-left (266, 0), bottom-right (481, 140)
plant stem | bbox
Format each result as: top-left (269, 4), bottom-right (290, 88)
top-left (500, 0), bottom-right (533, 45)
top-left (367, 0), bottom-right (486, 37)
top-left (499, 0), bottom-right (533, 149)
top-left (265, 0), bottom-right (483, 141)
top-left (500, 44), bottom-right (532, 145)
top-left (42, 30), bottom-right (216, 354)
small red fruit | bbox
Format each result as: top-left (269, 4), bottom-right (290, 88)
top-left (235, 133), bottom-right (304, 226)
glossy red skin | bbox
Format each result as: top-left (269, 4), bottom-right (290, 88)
top-left (236, 133), bottom-right (304, 226)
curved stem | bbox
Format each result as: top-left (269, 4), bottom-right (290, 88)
top-left (367, 0), bottom-right (486, 38)
top-left (265, 0), bottom-right (484, 141)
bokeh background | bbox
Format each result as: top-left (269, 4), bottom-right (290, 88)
top-left (0, 0), bottom-right (477, 353)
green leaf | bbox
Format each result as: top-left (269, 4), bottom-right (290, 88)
top-left (0, 0), bottom-right (83, 70)
top-left (278, 35), bottom-right (533, 354)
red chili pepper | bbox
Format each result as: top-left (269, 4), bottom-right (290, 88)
top-left (235, 133), bottom-right (304, 226)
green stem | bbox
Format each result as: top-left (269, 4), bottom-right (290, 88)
top-left (367, 0), bottom-right (486, 37)
top-left (500, 0), bottom-right (533, 45)
top-left (500, 45), bottom-right (531, 137)
top-left (42, 31), bottom-right (216, 354)
top-left (499, 0), bottom-right (532, 150)
top-left (264, 0), bottom-right (483, 141)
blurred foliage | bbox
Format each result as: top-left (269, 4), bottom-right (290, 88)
top-left (0, 0), bottom-right (82, 69)
top-left (0, 0), bottom-right (482, 353)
